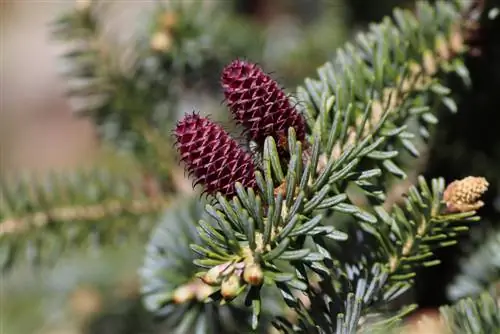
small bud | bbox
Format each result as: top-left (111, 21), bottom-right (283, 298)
top-left (316, 153), bottom-right (328, 174)
top-left (195, 281), bottom-right (215, 301)
top-left (402, 237), bottom-right (414, 256)
top-left (202, 263), bottom-right (230, 285)
top-left (243, 264), bottom-right (264, 286)
top-left (175, 113), bottom-right (257, 197)
top-left (371, 99), bottom-right (384, 121)
top-left (331, 143), bottom-right (342, 161)
top-left (435, 34), bottom-right (450, 61)
top-left (161, 11), bottom-right (178, 30)
top-left (389, 256), bottom-right (398, 272)
top-left (443, 176), bottom-right (489, 213)
top-left (347, 127), bottom-right (357, 146)
top-left (150, 31), bottom-right (172, 52)
top-left (382, 88), bottom-right (398, 112)
top-left (172, 284), bottom-right (195, 304)
top-left (408, 61), bottom-right (423, 75)
top-left (221, 275), bottom-right (242, 300)
top-left (422, 50), bottom-right (437, 75)
top-left (449, 26), bottom-right (464, 54)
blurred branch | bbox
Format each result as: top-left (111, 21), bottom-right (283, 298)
top-left (0, 196), bottom-right (171, 237)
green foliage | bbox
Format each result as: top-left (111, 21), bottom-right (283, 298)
top-left (328, 176), bottom-right (481, 319)
top-left (263, 0), bottom-right (348, 86)
top-left (138, 1), bottom-right (492, 333)
top-left (143, 0), bottom-right (264, 88)
top-left (373, 177), bottom-right (480, 296)
top-left (440, 292), bottom-right (500, 334)
top-left (140, 197), bottom-right (280, 334)
top-left (52, 0), bottom-right (263, 154)
top-left (4, 0), bottom-right (498, 333)
top-left (296, 0), bottom-right (470, 185)
top-left (1, 240), bottom-right (147, 334)
top-left (2, 0), bottom-right (262, 275)
top-left (52, 1), bottom-right (149, 151)
top-left (447, 227), bottom-right (500, 301)
top-left (0, 168), bottom-right (170, 272)
top-left (273, 263), bottom-right (417, 334)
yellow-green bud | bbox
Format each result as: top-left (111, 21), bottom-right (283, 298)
top-left (243, 264), bottom-right (264, 286)
top-left (422, 50), bottom-right (437, 75)
top-left (221, 275), bottom-right (241, 300)
top-left (150, 31), bottom-right (172, 52)
top-left (195, 282), bottom-right (214, 302)
top-left (202, 263), bottom-right (230, 285)
top-left (172, 284), bottom-right (195, 304)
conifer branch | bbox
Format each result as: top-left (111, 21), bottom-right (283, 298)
top-left (374, 176), bottom-right (486, 300)
top-left (440, 291), bottom-right (500, 333)
top-left (295, 0), bottom-right (472, 197)
top-left (0, 197), bottom-right (170, 237)
top-left (52, 0), bottom-right (263, 153)
top-left (3, 0), bottom-right (497, 331)
top-left (0, 169), bottom-right (171, 272)
top-left (138, 1), bottom-right (492, 332)
top-left (140, 197), bottom-right (281, 334)
top-left (447, 227), bottom-right (500, 301)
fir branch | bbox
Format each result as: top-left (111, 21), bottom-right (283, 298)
top-left (283, 0), bottom-right (486, 322)
top-left (135, 1), bottom-right (493, 333)
top-left (52, 0), bottom-right (151, 151)
top-left (294, 0), bottom-right (472, 201)
top-left (324, 175), bottom-right (487, 332)
top-left (440, 291), bottom-right (500, 334)
top-left (52, 0), bottom-right (263, 153)
top-left (140, 197), bottom-right (280, 334)
top-left (0, 168), bottom-right (170, 272)
top-left (145, 0), bottom-right (263, 84)
top-left (272, 263), bottom-right (417, 334)
top-left (373, 176), bottom-right (483, 300)
top-left (190, 127), bottom-right (394, 327)
top-left (0, 197), bottom-right (169, 237)
top-left (166, 2), bottom-right (486, 330)
top-left (447, 227), bottom-right (500, 301)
